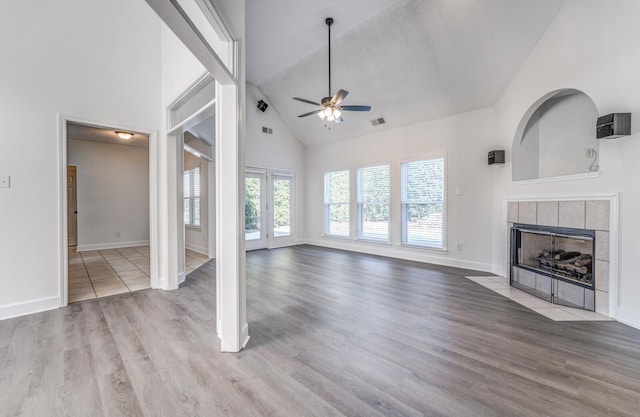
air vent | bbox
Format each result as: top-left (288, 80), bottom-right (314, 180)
top-left (262, 127), bottom-right (273, 134)
top-left (371, 117), bottom-right (386, 126)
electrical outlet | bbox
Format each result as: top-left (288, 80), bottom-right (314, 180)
top-left (455, 187), bottom-right (462, 196)
top-left (0, 174), bottom-right (10, 188)
top-left (457, 243), bottom-right (463, 252)
top-left (585, 149), bottom-right (595, 158)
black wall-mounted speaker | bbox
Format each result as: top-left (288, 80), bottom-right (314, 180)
top-left (257, 99), bottom-right (268, 112)
top-left (596, 113), bottom-right (631, 139)
top-left (488, 150), bottom-right (505, 165)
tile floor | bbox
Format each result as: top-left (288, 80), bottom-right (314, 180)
top-left (68, 246), bottom-right (210, 303)
top-left (184, 249), bottom-right (211, 275)
top-left (466, 275), bottom-right (613, 321)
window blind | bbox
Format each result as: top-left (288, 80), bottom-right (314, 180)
top-left (401, 158), bottom-right (445, 248)
top-left (357, 165), bottom-right (390, 241)
top-left (184, 167), bottom-right (201, 226)
top-left (324, 170), bottom-right (350, 237)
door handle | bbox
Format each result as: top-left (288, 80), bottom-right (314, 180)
top-left (74, 211), bottom-right (78, 214)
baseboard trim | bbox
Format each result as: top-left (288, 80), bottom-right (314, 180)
top-left (617, 308), bottom-right (640, 330)
top-left (492, 264), bottom-right (506, 277)
top-left (302, 238), bottom-right (494, 274)
top-left (185, 243), bottom-right (208, 255)
top-left (0, 296), bottom-right (60, 321)
top-left (241, 323), bottom-right (250, 349)
top-left (76, 240), bottom-right (150, 252)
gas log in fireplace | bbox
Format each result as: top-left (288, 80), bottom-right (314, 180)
top-left (511, 223), bottom-right (596, 311)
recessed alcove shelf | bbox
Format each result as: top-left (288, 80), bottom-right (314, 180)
top-left (512, 89), bottom-right (599, 181)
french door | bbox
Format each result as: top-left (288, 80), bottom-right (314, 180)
top-left (245, 168), bottom-right (294, 250)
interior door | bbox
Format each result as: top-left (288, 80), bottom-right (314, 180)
top-left (67, 166), bottom-right (78, 246)
top-left (245, 170), bottom-right (267, 250)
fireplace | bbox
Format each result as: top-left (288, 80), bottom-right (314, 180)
top-left (511, 223), bottom-right (596, 311)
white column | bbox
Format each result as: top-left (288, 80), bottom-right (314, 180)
top-left (216, 82), bottom-right (248, 352)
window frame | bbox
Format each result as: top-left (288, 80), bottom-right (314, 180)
top-left (356, 162), bottom-right (391, 243)
top-left (324, 169), bottom-right (351, 238)
top-left (400, 153), bottom-right (447, 251)
top-left (184, 166), bottom-right (201, 227)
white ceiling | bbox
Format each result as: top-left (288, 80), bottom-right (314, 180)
top-left (246, 0), bottom-right (565, 147)
top-left (67, 123), bottom-right (149, 148)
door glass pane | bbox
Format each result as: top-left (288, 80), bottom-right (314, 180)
top-left (245, 177), bottom-right (261, 240)
top-left (273, 178), bottom-right (291, 237)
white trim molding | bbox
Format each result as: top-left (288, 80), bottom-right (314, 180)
top-left (76, 240), bottom-right (151, 252)
top-left (0, 296), bottom-right (59, 321)
top-left (511, 171), bottom-right (600, 186)
top-left (617, 308), bottom-right (640, 331)
top-left (58, 114), bottom-right (162, 307)
top-left (241, 323), bottom-right (250, 349)
top-left (303, 238), bottom-right (493, 273)
top-left (185, 243), bottom-right (209, 255)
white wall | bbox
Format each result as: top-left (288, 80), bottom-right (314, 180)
top-left (304, 107), bottom-right (497, 272)
top-left (0, 0), bottom-right (162, 318)
top-left (492, 0), bottom-right (640, 327)
top-left (161, 24), bottom-right (206, 105)
top-left (538, 93), bottom-right (599, 178)
top-left (246, 83), bottom-right (306, 242)
top-left (68, 139), bottom-right (149, 250)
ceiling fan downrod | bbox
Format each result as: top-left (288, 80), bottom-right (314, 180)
top-left (326, 17), bottom-right (333, 98)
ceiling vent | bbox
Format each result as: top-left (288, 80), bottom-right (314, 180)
top-left (371, 117), bottom-right (386, 126)
top-left (262, 127), bottom-right (273, 134)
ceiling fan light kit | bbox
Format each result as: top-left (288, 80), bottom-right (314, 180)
top-left (292, 17), bottom-right (371, 124)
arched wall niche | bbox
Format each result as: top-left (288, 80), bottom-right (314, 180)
top-left (512, 89), bottom-right (599, 181)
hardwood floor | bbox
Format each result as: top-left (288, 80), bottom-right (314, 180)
top-left (1, 245), bottom-right (639, 416)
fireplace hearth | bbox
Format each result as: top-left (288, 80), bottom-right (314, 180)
top-left (511, 223), bottom-right (596, 311)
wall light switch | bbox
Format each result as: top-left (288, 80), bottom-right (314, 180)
top-left (0, 174), bottom-right (10, 188)
top-left (455, 187), bottom-right (462, 196)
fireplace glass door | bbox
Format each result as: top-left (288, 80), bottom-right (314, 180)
top-left (511, 224), bottom-right (595, 311)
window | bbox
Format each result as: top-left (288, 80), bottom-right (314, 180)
top-left (273, 175), bottom-right (292, 238)
top-left (324, 170), bottom-right (350, 237)
top-left (184, 167), bottom-right (201, 226)
top-left (357, 165), bottom-right (390, 241)
top-left (401, 157), bottom-right (445, 249)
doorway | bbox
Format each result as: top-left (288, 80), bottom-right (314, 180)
top-left (182, 127), bottom-right (215, 279)
top-left (245, 167), bottom-right (295, 251)
top-left (63, 121), bottom-right (153, 303)
top-left (67, 166), bottom-right (78, 247)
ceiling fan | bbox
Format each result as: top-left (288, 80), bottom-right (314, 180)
top-left (293, 17), bottom-right (371, 124)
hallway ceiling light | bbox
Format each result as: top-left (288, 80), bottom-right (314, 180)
top-left (115, 131), bottom-right (134, 140)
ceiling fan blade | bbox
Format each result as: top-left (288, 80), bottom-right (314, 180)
top-left (341, 105), bottom-right (371, 112)
top-left (293, 97), bottom-right (321, 106)
top-left (298, 109), bottom-right (323, 118)
top-left (331, 89), bottom-right (349, 105)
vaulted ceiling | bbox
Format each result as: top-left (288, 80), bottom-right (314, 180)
top-left (246, 0), bottom-right (565, 147)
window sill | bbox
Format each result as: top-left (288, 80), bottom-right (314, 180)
top-left (321, 234), bottom-right (351, 240)
top-left (512, 171), bottom-right (599, 186)
top-left (356, 237), bottom-right (391, 246)
top-left (400, 243), bottom-right (448, 254)
top-left (185, 225), bottom-right (202, 231)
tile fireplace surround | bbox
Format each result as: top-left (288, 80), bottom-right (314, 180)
top-left (507, 198), bottom-right (614, 316)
